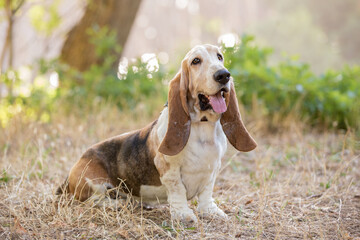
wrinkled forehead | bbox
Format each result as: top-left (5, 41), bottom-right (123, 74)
top-left (185, 44), bottom-right (221, 60)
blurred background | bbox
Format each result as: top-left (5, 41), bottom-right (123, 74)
top-left (1, 2), bottom-right (359, 238)
top-left (0, 0), bottom-right (359, 131)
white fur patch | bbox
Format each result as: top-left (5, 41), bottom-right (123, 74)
top-left (156, 107), bottom-right (228, 200)
top-left (179, 120), bottom-right (227, 199)
top-left (154, 106), bottom-right (230, 221)
top-left (156, 107), bottom-right (168, 142)
top-left (139, 185), bottom-right (167, 203)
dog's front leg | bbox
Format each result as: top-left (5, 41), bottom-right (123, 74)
top-left (197, 177), bottom-right (227, 219)
top-left (160, 161), bottom-right (197, 225)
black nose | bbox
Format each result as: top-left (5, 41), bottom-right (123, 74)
top-left (213, 69), bottom-right (230, 84)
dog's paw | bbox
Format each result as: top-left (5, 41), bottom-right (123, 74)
top-left (171, 207), bottom-right (198, 226)
top-left (197, 203), bottom-right (228, 219)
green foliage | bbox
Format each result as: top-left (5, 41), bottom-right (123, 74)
top-left (0, 26), bottom-right (167, 127)
top-left (87, 26), bottom-right (122, 60)
top-left (28, 0), bottom-right (61, 35)
top-left (223, 35), bottom-right (360, 129)
top-left (0, 74), bottom-right (57, 126)
top-left (0, 68), bottom-right (21, 96)
top-left (0, 169), bottom-right (11, 183)
top-left (48, 27), bottom-right (167, 114)
top-left (0, 32), bottom-right (358, 131)
top-left (51, 56), bottom-right (167, 113)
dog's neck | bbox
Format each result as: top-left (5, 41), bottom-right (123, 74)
top-left (189, 107), bottom-right (221, 123)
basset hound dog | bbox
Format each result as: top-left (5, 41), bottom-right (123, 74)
top-left (57, 44), bottom-right (257, 224)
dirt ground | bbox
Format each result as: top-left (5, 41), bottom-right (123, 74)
top-left (0, 110), bottom-right (359, 239)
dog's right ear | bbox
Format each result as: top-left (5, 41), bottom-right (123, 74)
top-left (158, 60), bottom-right (191, 156)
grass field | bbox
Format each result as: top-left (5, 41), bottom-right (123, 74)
top-left (0, 106), bottom-right (359, 239)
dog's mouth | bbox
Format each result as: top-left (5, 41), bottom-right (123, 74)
top-left (198, 88), bottom-right (228, 113)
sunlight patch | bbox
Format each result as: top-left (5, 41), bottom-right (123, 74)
top-left (175, 0), bottom-right (188, 9)
top-left (49, 72), bottom-right (59, 88)
top-left (218, 33), bottom-right (238, 48)
top-left (141, 53), bottom-right (159, 72)
top-left (118, 57), bottom-right (128, 80)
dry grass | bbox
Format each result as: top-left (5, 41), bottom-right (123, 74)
top-left (0, 106), bottom-right (359, 239)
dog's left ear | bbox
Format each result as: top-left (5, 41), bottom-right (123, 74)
top-left (158, 60), bottom-right (191, 156)
top-left (221, 81), bottom-right (257, 152)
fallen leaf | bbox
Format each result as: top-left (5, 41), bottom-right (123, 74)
top-left (14, 218), bottom-right (27, 234)
top-left (117, 229), bottom-right (129, 238)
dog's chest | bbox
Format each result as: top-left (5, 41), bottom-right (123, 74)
top-left (180, 122), bottom-right (227, 199)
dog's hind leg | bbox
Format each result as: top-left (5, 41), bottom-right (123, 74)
top-left (67, 154), bottom-right (117, 202)
top-left (56, 177), bottom-right (69, 195)
top-left (84, 178), bottom-right (127, 209)
top-left (66, 154), bottom-right (143, 212)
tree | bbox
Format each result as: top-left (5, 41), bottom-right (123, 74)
top-left (305, 0), bottom-right (360, 63)
top-left (60, 0), bottom-right (142, 72)
top-left (0, 0), bottom-right (25, 99)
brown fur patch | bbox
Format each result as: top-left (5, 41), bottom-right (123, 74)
top-left (220, 82), bottom-right (257, 152)
top-left (68, 157), bottom-right (113, 201)
top-left (116, 120), bottom-right (162, 195)
top-left (66, 120), bottom-right (161, 201)
top-left (154, 154), bottom-right (170, 177)
top-left (158, 71), bottom-right (191, 156)
top-left (55, 177), bottom-right (69, 195)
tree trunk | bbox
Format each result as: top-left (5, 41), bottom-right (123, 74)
top-left (60, 0), bottom-right (142, 72)
top-left (0, 0), bottom-right (23, 99)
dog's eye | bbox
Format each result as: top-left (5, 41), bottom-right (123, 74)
top-left (192, 58), bottom-right (201, 65)
top-left (217, 54), bottom-right (223, 61)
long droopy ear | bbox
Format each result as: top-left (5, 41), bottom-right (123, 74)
top-left (221, 81), bottom-right (257, 152)
top-left (158, 60), bottom-right (191, 156)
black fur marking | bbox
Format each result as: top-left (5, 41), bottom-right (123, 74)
top-left (198, 94), bottom-right (212, 111)
top-left (200, 116), bottom-right (208, 122)
top-left (90, 140), bottom-right (123, 186)
top-left (80, 120), bottom-right (160, 197)
top-left (117, 120), bottom-right (161, 195)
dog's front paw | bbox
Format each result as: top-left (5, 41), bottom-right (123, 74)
top-left (197, 202), bottom-right (228, 219)
top-left (171, 207), bottom-right (198, 226)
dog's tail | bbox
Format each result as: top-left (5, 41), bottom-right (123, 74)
top-left (56, 177), bottom-right (69, 195)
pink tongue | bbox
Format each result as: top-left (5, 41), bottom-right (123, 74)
top-left (209, 92), bottom-right (227, 113)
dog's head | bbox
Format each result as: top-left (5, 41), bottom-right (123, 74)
top-left (158, 44), bottom-right (257, 156)
top-left (182, 44), bottom-right (232, 118)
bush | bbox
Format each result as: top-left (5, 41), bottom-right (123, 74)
top-left (223, 35), bottom-right (360, 129)
top-left (1, 33), bottom-right (358, 131)
top-left (43, 27), bottom-right (168, 114)
top-left (0, 27), bottom-right (168, 127)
